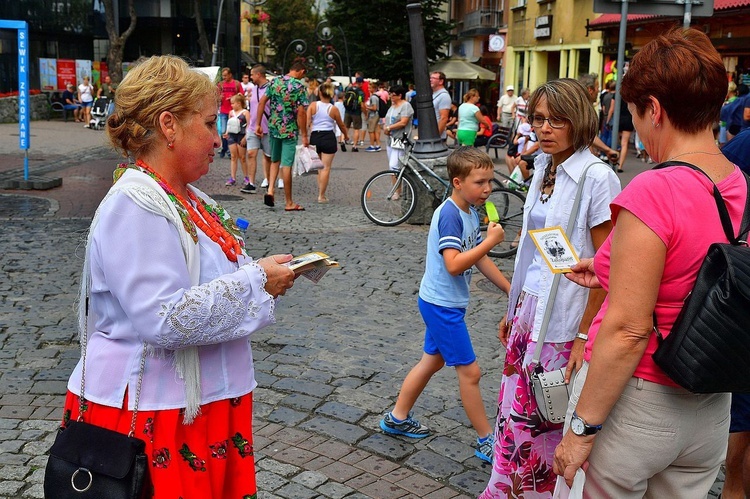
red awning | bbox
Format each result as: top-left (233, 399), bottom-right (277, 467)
top-left (589, 0), bottom-right (750, 26)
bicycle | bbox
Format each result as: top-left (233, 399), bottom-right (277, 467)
top-left (361, 135), bottom-right (452, 226)
top-left (361, 136), bottom-right (526, 258)
top-left (476, 178), bottom-right (526, 258)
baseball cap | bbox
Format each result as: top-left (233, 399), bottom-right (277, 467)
top-left (356, 76), bottom-right (364, 83)
top-left (519, 123), bottom-right (532, 136)
top-left (506, 85), bottom-right (514, 91)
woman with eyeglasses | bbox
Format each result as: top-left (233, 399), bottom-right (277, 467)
top-left (480, 78), bottom-right (621, 498)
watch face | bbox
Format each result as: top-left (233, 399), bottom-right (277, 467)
top-left (571, 417), bottom-right (585, 435)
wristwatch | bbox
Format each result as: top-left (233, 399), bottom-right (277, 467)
top-left (571, 411), bottom-right (602, 436)
top-left (575, 332), bottom-right (589, 341)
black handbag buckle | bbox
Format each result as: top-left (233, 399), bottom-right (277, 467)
top-left (71, 467), bottom-right (93, 492)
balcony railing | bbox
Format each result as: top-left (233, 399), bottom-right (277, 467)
top-left (462, 10), bottom-right (503, 32)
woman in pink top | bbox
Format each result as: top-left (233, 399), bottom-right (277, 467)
top-left (553, 28), bottom-right (747, 497)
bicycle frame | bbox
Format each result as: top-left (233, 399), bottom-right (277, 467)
top-left (388, 140), bottom-right (452, 201)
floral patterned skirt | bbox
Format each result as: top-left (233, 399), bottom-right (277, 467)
top-left (479, 293), bottom-right (573, 499)
top-left (62, 390), bottom-right (257, 499)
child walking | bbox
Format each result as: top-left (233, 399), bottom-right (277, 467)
top-left (380, 147), bottom-right (511, 463)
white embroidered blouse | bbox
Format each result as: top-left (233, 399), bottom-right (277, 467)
top-left (67, 170), bottom-right (275, 413)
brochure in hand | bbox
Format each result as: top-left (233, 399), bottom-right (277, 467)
top-left (286, 252), bottom-right (339, 283)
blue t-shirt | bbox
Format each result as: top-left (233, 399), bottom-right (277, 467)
top-left (727, 94), bottom-right (749, 130)
top-left (723, 128), bottom-right (750, 174)
top-left (419, 198), bottom-right (482, 308)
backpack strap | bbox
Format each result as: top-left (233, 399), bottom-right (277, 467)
top-left (654, 161), bottom-right (750, 245)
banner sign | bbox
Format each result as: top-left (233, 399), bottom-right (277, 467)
top-left (57, 59), bottom-right (76, 89)
top-left (40, 58), bottom-right (57, 91)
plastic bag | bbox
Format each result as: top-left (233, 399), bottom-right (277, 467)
top-left (293, 145), bottom-right (324, 176)
top-left (552, 469), bottom-right (585, 499)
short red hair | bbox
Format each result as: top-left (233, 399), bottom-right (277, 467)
top-left (621, 28), bottom-right (725, 134)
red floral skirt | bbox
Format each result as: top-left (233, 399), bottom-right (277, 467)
top-left (62, 391), bottom-right (257, 499)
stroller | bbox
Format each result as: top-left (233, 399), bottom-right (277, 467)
top-left (88, 97), bottom-right (111, 130)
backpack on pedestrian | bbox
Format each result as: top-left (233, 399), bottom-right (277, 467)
top-left (377, 96), bottom-right (390, 118)
top-left (344, 88), bottom-right (361, 113)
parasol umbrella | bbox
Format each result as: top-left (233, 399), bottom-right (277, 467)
top-left (429, 57), bottom-right (496, 80)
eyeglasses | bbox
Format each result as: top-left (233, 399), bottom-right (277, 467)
top-left (529, 114), bottom-right (567, 129)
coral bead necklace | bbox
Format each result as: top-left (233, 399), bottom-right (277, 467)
top-left (135, 159), bottom-right (242, 262)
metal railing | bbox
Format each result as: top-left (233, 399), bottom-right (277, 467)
top-left (462, 10), bottom-right (503, 31)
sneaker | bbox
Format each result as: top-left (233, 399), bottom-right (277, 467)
top-left (260, 178), bottom-right (269, 188)
top-left (365, 146), bottom-right (378, 152)
top-left (240, 183), bottom-right (257, 194)
top-left (340, 142), bottom-right (347, 152)
top-left (380, 412), bottom-right (430, 439)
top-left (475, 434), bottom-right (495, 463)
top-left (345, 139), bottom-right (354, 145)
top-left (374, 145), bottom-right (382, 151)
top-left (225, 178), bottom-right (236, 186)
top-left (357, 140), bottom-right (365, 146)
top-left (244, 177), bottom-right (250, 184)
top-left (277, 179), bottom-right (284, 189)
top-left (352, 147), bottom-right (359, 152)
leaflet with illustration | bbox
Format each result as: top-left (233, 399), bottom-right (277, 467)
top-left (527, 226), bottom-right (579, 273)
top-left (286, 252), bottom-right (339, 283)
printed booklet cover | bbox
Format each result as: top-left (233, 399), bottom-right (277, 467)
top-left (286, 252), bottom-right (339, 283)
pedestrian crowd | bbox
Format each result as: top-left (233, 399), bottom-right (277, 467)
top-left (47, 27), bottom-right (750, 499)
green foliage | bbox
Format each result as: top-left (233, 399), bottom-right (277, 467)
top-left (324, 0), bottom-right (453, 82)
top-left (264, 0), bottom-right (317, 72)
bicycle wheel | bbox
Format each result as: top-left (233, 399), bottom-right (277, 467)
top-left (477, 187), bottom-right (526, 258)
top-left (361, 170), bottom-right (418, 226)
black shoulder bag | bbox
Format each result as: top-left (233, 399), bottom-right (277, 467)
top-left (44, 298), bottom-right (148, 498)
top-left (652, 161), bottom-right (750, 393)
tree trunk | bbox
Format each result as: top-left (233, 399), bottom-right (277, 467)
top-left (194, 0), bottom-right (212, 64)
top-left (103, 0), bottom-right (137, 84)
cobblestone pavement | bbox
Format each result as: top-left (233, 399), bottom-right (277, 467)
top-left (0, 121), bottom-right (723, 498)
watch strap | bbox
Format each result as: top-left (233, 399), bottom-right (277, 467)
top-left (573, 410), bottom-right (602, 435)
top-left (575, 332), bottom-right (589, 341)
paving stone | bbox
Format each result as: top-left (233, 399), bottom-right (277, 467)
top-left (315, 401), bottom-right (367, 424)
top-left (449, 468), bottom-right (492, 497)
top-left (358, 433), bottom-right (415, 460)
top-left (279, 393), bottom-right (321, 412)
top-left (299, 416), bottom-right (367, 445)
top-left (272, 378), bottom-right (334, 398)
top-left (267, 406), bottom-right (307, 426)
top-left (0, 481), bottom-right (24, 496)
top-left (316, 461), bottom-right (363, 482)
top-left (23, 483), bottom-right (46, 499)
top-left (0, 407), bottom-right (33, 419)
top-left (308, 440), bottom-right (354, 460)
top-left (265, 446), bottom-right (318, 467)
top-left (315, 481), bottom-right (355, 499)
top-left (255, 470), bottom-right (286, 491)
top-left (0, 441), bottom-right (23, 454)
top-left (0, 465), bottom-right (28, 480)
top-left (352, 455), bottom-right (400, 477)
top-left (422, 487), bottom-right (462, 499)
top-left (394, 470), bottom-right (444, 496)
top-left (302, 455), bottom-right (335, 471)
top-left (405, 449), bottom-right (464, 479)
top-left (295, 434), bottom-right (329, 451)
top-left (273, 427), bottom-right (312, 445)
top-left (255, 457), bottom-right (300, 477)
top-left (291, 470), bottom-right (328, 489)
top-left (357, 479), bottom-right (410, 498)
top-left (426, 435), bottom-right (475, 462)
top-left (273, 482), bottom-right (318, 499)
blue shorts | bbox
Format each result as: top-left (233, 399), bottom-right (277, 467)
top-left (418, 297), bottom-right (475, 366)
top-left (730, 393), bottom-right (750, 433)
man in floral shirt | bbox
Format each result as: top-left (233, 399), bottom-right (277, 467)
top-left (256, 62), bottom-right (309, 211)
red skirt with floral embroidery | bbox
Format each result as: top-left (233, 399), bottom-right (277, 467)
top-left (62, 391), bottom-right (257, 499)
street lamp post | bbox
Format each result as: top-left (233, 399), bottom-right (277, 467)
top-left (316, 20), bottom-right (351, 83)
top-left (282, 39), bottom-right (308, 74)
top-left (211, 0), bottom-right (225, 67)
top-left (406, 3), bottom-right (448, 158)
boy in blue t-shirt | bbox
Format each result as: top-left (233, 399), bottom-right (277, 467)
top-left (380, 147), bottom-right (510, 463)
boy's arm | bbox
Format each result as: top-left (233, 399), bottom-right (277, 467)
top-left (475, 255), bottom-right (511, 294)
top-left (441, 222), bottom-right (504, 276)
